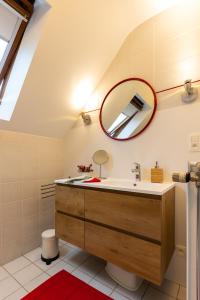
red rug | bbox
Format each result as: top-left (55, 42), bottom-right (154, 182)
top-left (21, 270), bottom-right (113, 300)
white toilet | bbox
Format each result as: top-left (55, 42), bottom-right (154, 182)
top-left (105, 262), bottom-right (143, 291)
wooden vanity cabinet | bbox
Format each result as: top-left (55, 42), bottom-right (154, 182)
top-left (55, 185), bottom-right (175, 285)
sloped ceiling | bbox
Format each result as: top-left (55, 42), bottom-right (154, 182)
top-left (0, 0), bottom-right (181, 138)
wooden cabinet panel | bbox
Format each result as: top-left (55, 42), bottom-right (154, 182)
top-left (161, 188), bottom-right (175, 274)
top-left (85, 190), bottom-right (161, 241)
top-left (56, 185), bottom-right (84, 217)
top-left (85, 222), bottom-right (161, 285)
top-left (55, 212), bottom-right (84, 248)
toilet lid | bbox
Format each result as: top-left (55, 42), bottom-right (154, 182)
top-left (42, 229), bottom-right (55, 239)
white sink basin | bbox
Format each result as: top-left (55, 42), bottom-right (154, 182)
top-left (55, 177), bottom-right (175, 196)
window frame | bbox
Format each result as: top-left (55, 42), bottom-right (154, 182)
top-left (0, 0), bottom-right (35, 102)
top-left (0, 18), bottom-right (21, 72)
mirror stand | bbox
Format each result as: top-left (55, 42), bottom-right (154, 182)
top-left (92, 149), bottom-right (109, 179)
top-left (98, 164), bottom-right (107, 179)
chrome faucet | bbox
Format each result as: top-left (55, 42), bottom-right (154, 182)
top-left (131, 162), bottom-right (141, 181)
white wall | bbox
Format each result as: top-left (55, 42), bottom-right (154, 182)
top-left (63, 1), bottom-right (200, 286)
top-left (0, 0), bottom-right (182, 137)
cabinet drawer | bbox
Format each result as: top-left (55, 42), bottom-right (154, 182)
top-left (56, 186), bottom-right (84, 217)
top-left (85, 222), bottom-right (161, 284)
top-left (85, 190), bottom-right (161, 241)
top-left (55, 212), bottom-right (84, 248)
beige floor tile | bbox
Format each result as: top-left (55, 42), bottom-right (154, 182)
top-left (3, 256), bottom-right (31, 274)
top-left (47, 260), bottom-right (75, 276)
top-left (63, 249), bottom-right (90, 267)
top-left (72, 269), bottom-right (92, 284)
top-left (94, 269), bottom-right (117, 289)
top-left (59, 244), bottom-right (73, 258)
top-left (34, 257), bottom-right (60, 271)
top-left (24, 273), bottom-right (49, 292)
top-left (0, 276), bottom-right (21, 300)
top-left (13, 264), bottom-right (42, 285)
top-left (24, 247), bottom-right (42, 262)
top-left (151, 279), bottom-right (179, 298)
top-left (78, 256), bottom-right (105, 277)
top-left (115, 281), bottom-right (148, 300)
top-left (4, 288), bottom-right (27, 300)
top-left (111, 291), bottom-right (130, 300)
top-left (89, 279), bottom-right (113, 295)
top-left (143, 287), bottom-right (175, 300)
top-left (0, 267), bottom-right (9, 281)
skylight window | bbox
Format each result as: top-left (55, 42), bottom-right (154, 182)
top-left (0, 0), bottom-right (35, 103)
top-left (0, 38), bottom-right (8, 62)
top-left (0, 0), bottom-right (50, 122)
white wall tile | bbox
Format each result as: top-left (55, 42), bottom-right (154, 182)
top-left (0, 130), bottom-right (63, 265)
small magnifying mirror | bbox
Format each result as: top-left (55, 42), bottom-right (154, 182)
top-left (92, 150), bottom-right (109, 178)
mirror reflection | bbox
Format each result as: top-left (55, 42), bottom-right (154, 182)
top-left (100, 79), bottom-right (157, 140)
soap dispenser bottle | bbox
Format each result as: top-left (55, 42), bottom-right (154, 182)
top-left (151, 161), bottom-right (163, 183)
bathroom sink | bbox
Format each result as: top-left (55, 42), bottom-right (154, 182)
top-left (55, 177), bottom-right (175, 196)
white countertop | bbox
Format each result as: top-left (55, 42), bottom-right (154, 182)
top-left (55, 177), bottom-right (175, 196)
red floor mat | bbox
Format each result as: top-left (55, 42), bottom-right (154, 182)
top-left (21, 270), bottom-right (113, 300)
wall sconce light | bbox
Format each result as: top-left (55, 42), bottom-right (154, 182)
top-left (80, 112), bottom-right (91, 125)
top-left (182, 79), bottom-right (198, 103)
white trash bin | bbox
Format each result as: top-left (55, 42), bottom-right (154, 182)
top-left (41, 229), bottom-right (59, 265)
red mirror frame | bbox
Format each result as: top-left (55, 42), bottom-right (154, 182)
top-left (99, 78), bottom-right (157, 141)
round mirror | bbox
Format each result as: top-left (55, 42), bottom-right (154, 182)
top-left (92, 150), bottom-right (109, 165)
top-left (92, 150), bottom-right (109, 178)
top-left (99, 78), bottom-right (157, 141)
